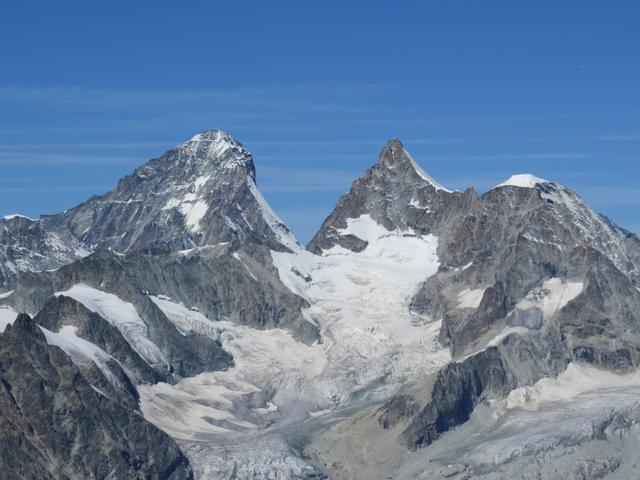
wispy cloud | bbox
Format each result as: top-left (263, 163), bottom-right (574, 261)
top-left (424, 153), bottom-right (587, 161)
top-left (412, 110), bottom-right (640, 124)
top-left (0, 142), bottom-right (168, 151)
top-left (258, 167), bottom-right (357, 193)
top-left (588, 134), bottom-right (640, 141)
top-left (0, 152), bottom-right (139, 165)
top-left (0, 184), bottom-right (112, 193)
top-left (578, 186), bottom-right (640, 207)
top-left (0, 84), bottom-right (379, 117)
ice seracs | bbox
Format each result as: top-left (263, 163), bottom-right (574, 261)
top-left (495, 173), bottom-right (548, 189)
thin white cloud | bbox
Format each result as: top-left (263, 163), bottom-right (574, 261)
top-left (425, 153), bottom-right (587, 161)
top-left (0, 185), bottom-right (112, 193)
top-left (0, 142), bottom-right (168, 150)
top-left (578, 187), bottom-right (640, 207)
top-left (258, 167), bottom-right (357, 193)
top-left (589, 134), bottom-right (640, 141)
top-left (0, 153), bottom-right (139, 165)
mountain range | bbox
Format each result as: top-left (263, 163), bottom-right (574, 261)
top-left (1, 129), bottom-right (639, 479)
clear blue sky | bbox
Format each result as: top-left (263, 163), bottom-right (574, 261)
top-left (1, 1), bottom-right (639, 242)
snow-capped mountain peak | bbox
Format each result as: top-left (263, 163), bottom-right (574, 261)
top-left (0, 130), bottom-right (301, 288)
top-left (167, 128), bottom-right (256, 181)
top-left (495, 173), bottom-right (549, 189)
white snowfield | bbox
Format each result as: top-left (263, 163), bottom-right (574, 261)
top-left (492, 362), bottom-right (640, 415)
top-left (142, 297), bottom-right (324, 439)
top-left (495, 173), bottom-right (548, 189)
top-left (56, 284), bottom-right (168, 368)
top-left (457, 287), bottom-right (486, 309)
top-left (140, 214), bottom-right (450, 443)
top-left (0, 305), bottom-right (18, 332)
top-left (271, 214), bottom-right (450, 402)
top-left (516, 277), bottom-right (583, 319)
top-left (0, 290), bottom-right (13, 299)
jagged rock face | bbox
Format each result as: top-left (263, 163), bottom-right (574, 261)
top-left (10, 244), bottom-right (314, 346)
top-left (51, 129), bottom-right (296, 253)
top-left (305, 139), bottom-right (640, 469)
top-left (3, 132), bottom-right (640, 478)
top-left (0, 215), bottom-right (89, 289)
top-left (1, 129), bottom-right (313, 386)
top-left (10, 249), bottom-right (236, 380)
top-left (0, 129), bottom-right (298, 290)
top-left (34, 295), bottom-right (163, 385)
top-left (309, 140), bottom-right (640, 359)
top-left (308, 139), bottom-right (475, 254)
top-left (0, 314), bottom-right (193, 480)
top-left (413, 183), bottom-right (640, 359)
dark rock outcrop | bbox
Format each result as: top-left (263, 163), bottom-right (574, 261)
top-left (34, 295), bottom-right (163, 384)
top-left (0, 314), bottom-right (193, 479)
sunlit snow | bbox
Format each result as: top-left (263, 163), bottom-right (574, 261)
top-left (56, 284), bottom-right (168, 367)
top-left (495, 173), bottom-right (548, 189)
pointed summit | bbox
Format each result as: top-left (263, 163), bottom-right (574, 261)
top-left (307, 139), bottom-right (456, 254)
top-left (378, 139), bottom-right (450, 192)
top-left (164, 128), bottom-right (256, 181)
top-left (30, 129), bottom-right (299, 253)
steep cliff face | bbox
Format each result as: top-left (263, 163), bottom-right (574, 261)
top-left (0, 129), bottom-right (299, 288)
top-left (1, 130), bottom-right (314, 385)
top-left (0, 314), bottom-right (193, 480)
top-left (51, 129), bottom-right (298, 253)
top-left (308, 138), bottom-right (474, 254)
top-left (302, 140), bottom-right (640, 480)
top-left (3, 132), bottom-right (640, 479)
top-left (0, 130), bottom-right (317, 478)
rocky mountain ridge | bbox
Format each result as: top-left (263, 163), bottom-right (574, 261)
top-left (1, 130), bottom-right (639, 479)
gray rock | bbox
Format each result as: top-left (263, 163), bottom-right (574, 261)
top-left (0, 314), bottom-right (193, 479)
top-left (34, 295), bottom-right (163, 385)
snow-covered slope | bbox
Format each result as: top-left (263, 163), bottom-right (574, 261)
top-left (133, 213), bottom-right (450, 477)
top-left (0, 305), bottom-right (17, 332)
top-left (3, 131), bottom-right (640, 479)
top-left (141, 213), bottom-right (449, 435)
top-left (56, 284), bottom-right (168, 367)
top-left (0, 129), bottom-right (300, 290)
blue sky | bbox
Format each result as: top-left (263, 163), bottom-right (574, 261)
top-left (1, 1), bottom-right (639, 242)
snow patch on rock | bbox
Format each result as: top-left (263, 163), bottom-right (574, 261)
top-left (0, 306), bottom-right (18, 332)
top-left (515, 278), bottom-right (583, 319)
top-left (56, 285), bottom-right (167, 367)
top-left (457, 288), bottom-right (486, 309)
top-left (2, 214), bottom-right (37, 221)
top-left (142, 295), bottom-right (325, 439)
top-left (41, 325), bottom-right (125, 390)
top-left (247, 178), bottom-right (299, 250)
top-left (487, 326), bottom-right (530, 347)
top-left (0, 290), bottom-right (13, 299)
